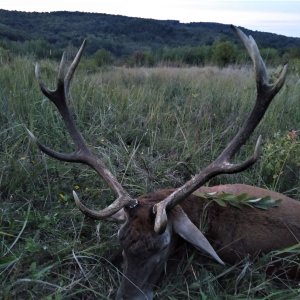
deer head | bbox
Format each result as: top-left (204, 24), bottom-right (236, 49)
top-left (28, 26), bottom-right (287, 299)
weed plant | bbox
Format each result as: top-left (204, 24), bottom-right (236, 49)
top-left (1, 55), bottom-right (300, 299)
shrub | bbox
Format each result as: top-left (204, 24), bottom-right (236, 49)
top-left (260, 130), bottom-right (300, 193)
top-left (93, 48), bottom-right (113, 66)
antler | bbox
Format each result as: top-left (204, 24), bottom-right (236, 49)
top-left (28, 40), bottom-right (137, 218)
top-left (153, 26), bottom-right (288, 234)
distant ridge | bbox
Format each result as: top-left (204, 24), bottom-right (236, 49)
top-left (0, 9), bottom-right (299, 56)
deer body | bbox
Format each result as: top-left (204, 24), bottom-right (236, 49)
top-left (197, 184), bottom-right (300, 263)
top-left (116, 184), bottom-right (300, 299)
top-left (179, 184), bottom-right (299, 262)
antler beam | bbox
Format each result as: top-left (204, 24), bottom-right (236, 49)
top-left (153, 26), bottom-right (287, 234)
top-left (29, 40), bottom-right (137, 218)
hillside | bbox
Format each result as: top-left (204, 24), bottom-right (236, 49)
top-left (0, 9), bottom-right (300, 58)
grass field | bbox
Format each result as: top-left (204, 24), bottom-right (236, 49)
top-left (1, 54), bottom-right (300, 299)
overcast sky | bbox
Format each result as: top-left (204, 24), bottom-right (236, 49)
top-left (1, 0), bottom-right (300, 37)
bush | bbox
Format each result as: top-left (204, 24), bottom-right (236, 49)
top-left (130, 50), bottom-right (155, 67)
top-left (93, 48), bottom-right (113, 67)
top-left (212, 40), bottom-right (238, 66)
top-left (260, 130), bottom-right (300, 193)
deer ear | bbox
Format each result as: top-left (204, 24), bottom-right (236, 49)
top-left (170, 206), bottom-right (224, 265)
top-left (108, 208), bottom-right (126, 223)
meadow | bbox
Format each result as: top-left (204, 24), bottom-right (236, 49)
top-left (1, 54), bottom-right (300, 299)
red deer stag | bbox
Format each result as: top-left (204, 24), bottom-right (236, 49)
top-left (28, 26), bottom-right (297, 300)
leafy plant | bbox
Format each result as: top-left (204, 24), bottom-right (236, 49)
top-left (193, 191), bottom-right (282, 210)
top-left (260, 130), bottom-right (300, 192)
top-left (93, 48), bottom-right (113, 67)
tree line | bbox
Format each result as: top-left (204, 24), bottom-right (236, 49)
top-left (0, 10), bottom-right (300, 68)
top-left (1, 37), bottom-right (299, 70)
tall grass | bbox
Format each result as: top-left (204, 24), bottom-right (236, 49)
top-left (1, 55), bottom-right (300, 299)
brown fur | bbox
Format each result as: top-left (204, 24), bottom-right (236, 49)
top-left (120, 200), bottom-right (158, 257)
top-left (116, 184), bottom-right (300, 298)
top-left (136, 184), bottom-right (300, 263)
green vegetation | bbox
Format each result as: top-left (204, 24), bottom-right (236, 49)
top-left (1, 49), bottom-right (300, 299)
top-left (1, 9), bottom-right (300, 67)
top-left (193, 191), bottom-right (282, 210)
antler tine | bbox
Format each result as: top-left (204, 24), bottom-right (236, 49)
top-left (35, 63), bottom-right (53, 100)
top-left (234, 26), bottom-right (268, 87)
top-left (57, 52), bottom-right (67, 86)
top-left (64, 40), bottom-right (86, 93)
top-left (234, 27), bottom-right (287, 96)
top-left (153, 26), bottom-right (287, 234)
top-left (30, 40), bottom-right (137, 219)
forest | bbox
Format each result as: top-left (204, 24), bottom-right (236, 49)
top-left (0, 9), bottom-right (300, 67)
